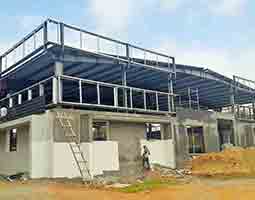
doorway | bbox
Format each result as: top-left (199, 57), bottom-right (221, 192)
top-left (187, 126), bottom-right (205, 154)
top-left (217, 119), bottom-right (234, 150)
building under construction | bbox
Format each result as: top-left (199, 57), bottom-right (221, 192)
top-left (0, 19), bottom-right (255, 179)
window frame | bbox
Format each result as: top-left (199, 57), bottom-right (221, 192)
top-left (92, 121), bottom-right (109, 141)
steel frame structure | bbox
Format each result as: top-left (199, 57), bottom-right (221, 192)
top-left (0, 19), bottom-right (177, 115)
top-left (2, 19), bottom-right (255, 118)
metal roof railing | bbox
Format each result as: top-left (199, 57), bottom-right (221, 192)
top-left (0, 19), bottom-right (176, 76)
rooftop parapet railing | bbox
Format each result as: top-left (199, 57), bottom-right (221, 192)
top-left (0, 19), bottom-right (176, 75)
top-left (233, 75), bottom-right (255, 93)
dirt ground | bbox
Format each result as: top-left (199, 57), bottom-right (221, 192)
top-left (1, 177), bottom-right (255, 200)
top-left (191, 147), bottom-right (255, 176)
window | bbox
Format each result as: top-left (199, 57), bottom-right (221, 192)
top-left (92, 121), bottom-right (108, 141)
top-left (187, 126), bottom-right (205, 154)
top-left (7, 128), bottom-right (17, 152)
top-left (146, 123), bottom-right (161, 140)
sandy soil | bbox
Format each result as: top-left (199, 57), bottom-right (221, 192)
top-left (1, 178), bottom-right (255, 200)
top-left (192, 147), bottom-right (255, 176)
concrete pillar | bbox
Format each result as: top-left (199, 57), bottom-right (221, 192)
top-left (52, 61), bottom-right (63, 104)
top-left (88, 116), bottom-right (93, 142)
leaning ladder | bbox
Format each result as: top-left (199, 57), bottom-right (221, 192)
top-left (55, 111), bottom-right (92, 182)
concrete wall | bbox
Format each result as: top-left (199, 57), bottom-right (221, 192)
top-left (175, 109), bottom-right (220, 167)
top-left (109, 122), bottom-right (146, 176)
top-left (0, 125), bottom-right (30, 175)
top-left (30, 113), bottom-right (54, 178)
top-left (84, 141), bottom-right (119, 176)
top-left (52, 141), bottom-right (119, 178)
top-left (140, 139), bottom-right (176, 168)
top-left (236, 120), bottom-right (255, 147)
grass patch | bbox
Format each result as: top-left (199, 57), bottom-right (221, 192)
top-left (119, 179), bottom-right (178, 193)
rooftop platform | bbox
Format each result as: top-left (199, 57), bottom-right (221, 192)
top-left (0, 19), bottom-right (254, 119)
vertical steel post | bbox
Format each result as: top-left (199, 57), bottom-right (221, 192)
top-left (122, 44), bottom-right (129, 108)
top-left (28, 90), bottom-right (32, 101)
top-left (188, 88), bottom-right (191, 109)
top-left (39, 84), bottom-right (44, 96)
top-left (18, 94), bottom-right (22, 105)
top-left (33, 34), bottom-right (37, 50)
top-left (0, 57), bottom-right (2, 73)
top-left (231, 76), bottom-right (236, 116)
top-left (121, 65), bottom-right (127, 107)
top-left (144, 91), bottom-right (147, 110)
top-left (79, 80), bottom-right (82, 103)
top-left (230, 85), bottom-right (235, 115)
top-left (173, 57), bottom-right (176, 79)
top-left (22, 43), bottom-right (26, 58)
top-left (97, 37), bottom-right (100, 53)
top-left (9, 97), bottom-right (13, 108)
top-left (60, 23), bottom-right (65, 55)
top-left (114, 87), bottom-right (118, 107)
top-left (43, 21), bottom-right (48, 50)
top-left (97, 83), bottom-right (100, 105)
top-left (168, 63), bottom-right (174, 112)
top-left (80, 31), bottom-right (83, 49)
top-left (156, 92), bottom-right (159, 111)
top-left (252, 97), bottom-right (255, 120)
top-left (196, 88), bottom-right (200, 110)
top-left (130, 88), bottom-right (133, 109)
top-left (53, 62), bottom-right (63, 104)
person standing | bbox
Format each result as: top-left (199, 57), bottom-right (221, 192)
top-left (142, 145), bottom-right (151, 170)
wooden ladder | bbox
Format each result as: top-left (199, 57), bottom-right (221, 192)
top-left (55, 111), bottom-right (92, 182)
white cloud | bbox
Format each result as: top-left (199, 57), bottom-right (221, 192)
top-left (208, 0), bottom-right (247, 16)
top-left (156, 39), bottom-right (255, 80)
top-left (159, 0), bottom-right (182, 12)
top-left (88, 0), bottom-right (136, 37)
top-left (0, 43), bottom-right (9, 55)
top-left (17, 16), bottom-right (45, 32)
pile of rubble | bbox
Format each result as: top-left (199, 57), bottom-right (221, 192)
top-left (152, 164), bottom-right (191, 179)
top-left (191, 147), bottom-right (255, 176)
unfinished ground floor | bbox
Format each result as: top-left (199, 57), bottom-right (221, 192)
top-left (0, 109), bottom-right (176, 178)
top-left (0, 108), bottom-right (255, 178)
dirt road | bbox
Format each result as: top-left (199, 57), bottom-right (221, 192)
top-left (1, 178), bottom-right (255, 200)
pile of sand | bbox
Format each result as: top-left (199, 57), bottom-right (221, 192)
top-left (191, 147), bottom-right (255, 176)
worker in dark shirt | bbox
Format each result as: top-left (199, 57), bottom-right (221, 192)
top-left (142, 145), bottom-right (151, 170)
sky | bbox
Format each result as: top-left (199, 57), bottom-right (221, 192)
top-left (0, 0), bottom-right (255, 79)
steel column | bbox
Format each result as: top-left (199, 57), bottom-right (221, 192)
top-left (28, 90), bottom-right (32, 101)
top-left (144, 91), bottom-right (147, 110)
top-left (79, 80), bottom-right (82, 103)
top-left (18, 94), bottom-right (22, 104)
top-left (43, 21), bottom-right (48, 49)
top-left (97, 83), bottom-right (100, 104)
top-left (0, 57), bottom-right (2, 73)
top-left (39, 84), bottom-right (44, 96)
top-left (130, 88), bottom-right (133, 108)
top-left (114, 87), bottom-right (118, 107)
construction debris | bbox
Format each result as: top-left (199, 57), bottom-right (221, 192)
top-left (152, 164), bottom-right (191, 179)
top-left (191, 147), bottom-right (255, 176)
top-left (0, 172), bottom-right (28, 182)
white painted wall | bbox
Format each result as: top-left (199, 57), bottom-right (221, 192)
top-left (140, 139), bottom-right (176, 169)
top-left (53, 143), bottom-right (81, 178)
top-left (30, 114), bottom-right (53, 178)
top-left (0, 125), bottom-right (30, 175)
top-left (52, 141), bottom-right (119, 178)
top-left (85, 141), bottom-right (119, 176)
